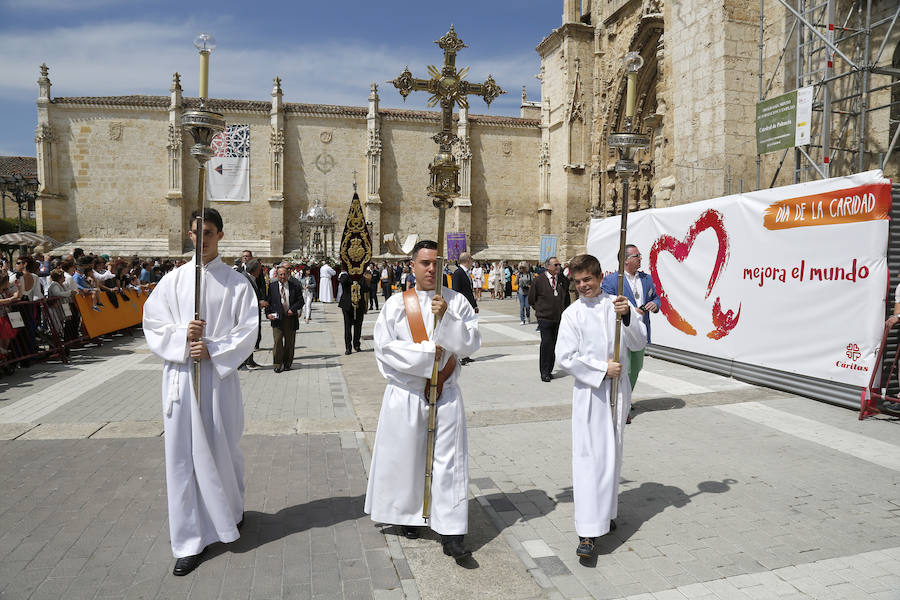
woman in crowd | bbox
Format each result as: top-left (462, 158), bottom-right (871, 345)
top-left (0, 267), bottom-right (21, 357)
top-left (300, 267), bottom-right (316, 324)
top-left (488, 262), bottom-right (498, 299)
top-left (471, 261), bottom-right (484, 302)
top-left (14, 255), bottom-right (43, 301)
top-left (12, 256), bottom-right (42, 355)
top-left (493, 262), bottom-right (504, 300)
top-left (44, 269), bottom-right (71, 335)
top-left (516, 261), bottom-right (533, 325)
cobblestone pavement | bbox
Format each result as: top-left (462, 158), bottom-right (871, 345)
top-left (1, 295), bottom-right (899, 599)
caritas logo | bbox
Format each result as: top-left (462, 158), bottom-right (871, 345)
top-left (836, 343), bottom-right (868, 372)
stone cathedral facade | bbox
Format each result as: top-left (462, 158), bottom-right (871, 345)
top-left (33, 0), bottom-right (899, 261)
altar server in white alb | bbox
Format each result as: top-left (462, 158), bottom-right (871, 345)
top-left (555, 253), bottom-right (646, 559)
top-left (143, 208), bottom-right (258, 577)
top-left (318, 262), bottom-right (336, 303)
top-left (365, 239), bottom-right (481, 562)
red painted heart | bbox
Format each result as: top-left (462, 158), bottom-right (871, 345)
top-left (648, 208), bottom-right (741, 339)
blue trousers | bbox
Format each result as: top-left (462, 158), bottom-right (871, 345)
top-left (518, 293), bottom-right (530, 322)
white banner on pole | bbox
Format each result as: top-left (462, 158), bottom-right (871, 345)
top-left (587, 170), bottom-right (892, 388)
top-left (207, 124), bottom-right (250, 203)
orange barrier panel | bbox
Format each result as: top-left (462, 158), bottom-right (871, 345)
top-left (74, 289), bottom-right (149, 338)
top-left (476, 273), bottom-right (519, 291)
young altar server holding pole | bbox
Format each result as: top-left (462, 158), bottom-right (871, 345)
top-left (364, 239), bottom-right (481, 562)
top-left (142, 208), bottom-right (258, 576)
top-left (555, 253), bottom-right (647, 559)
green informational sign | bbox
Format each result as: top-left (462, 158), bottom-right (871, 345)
top-left (756, 87), bottom-right (812, 155)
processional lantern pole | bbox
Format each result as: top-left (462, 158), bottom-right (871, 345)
top-left (390, 26), bottom-right (505, 521)
top-left (608, 51), bottom-right (649, 437)
top-left (181, 33), bottom-right (225, 405)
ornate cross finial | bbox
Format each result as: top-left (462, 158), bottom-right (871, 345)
top-left (171, 72), bottom-right (182, 91)
top-left (435, 25), bottom-right (467, 53)
top-left (273, 76), bottom-right (282, 93)
top-left (522, 85), bottom-right (527, 103)
top-left (352, 169), bottom-right (358, 193)
top-left (39, 63), bottom-right (49, 79)
top-left (391, 26), bottom-right (506, 203)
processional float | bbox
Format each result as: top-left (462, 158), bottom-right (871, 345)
top-left (181, 33), bottom-right (226, 405)
top-left (390, 26), bottom-right (505, 521)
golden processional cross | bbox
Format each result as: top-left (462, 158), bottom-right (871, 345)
top-left (391, 26), bottom-right (505, 523)
top-left (392, 25), bottom-right (505, 200)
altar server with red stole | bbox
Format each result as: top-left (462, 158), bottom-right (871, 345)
top-left (365, 239), bottom-right (481, 562)
top-left (555, 253), bottom-right (647, 558)
top-left (143, 208), bottom-right (258, 576)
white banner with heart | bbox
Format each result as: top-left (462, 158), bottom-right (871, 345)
top-left (587, 170), bottom-right (892, 388)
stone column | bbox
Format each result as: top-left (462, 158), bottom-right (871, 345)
top-left (365, 83), bottom-right (383, 252)
top-left (34, 64), bottom-right (67, 243)
top-left (269, 77), bottom-right (285, 257)
top-left (166, 73), bottom-right (185, 255)
top-left (563, 0), bottom-right (580, 24)
top-left (538, 97), bottom-right (552, 234)
top-left (453, 106), bottom-right (472, 239)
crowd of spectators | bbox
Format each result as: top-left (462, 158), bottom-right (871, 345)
top-left (0, 249), bottom-right (187, 366)
top-left (0, 247), bottom-right (566, 370)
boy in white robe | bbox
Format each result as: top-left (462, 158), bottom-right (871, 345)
top-left (555, 253), bottom-right (647, 558)
top-left (142, 208), bottom-right (258, 576)
top-left (365, 240), bottom-right (481, 562)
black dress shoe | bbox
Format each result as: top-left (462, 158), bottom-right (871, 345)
top-left (400, 525), bottom-right (422, 539)
top-left (173, 550), bottom-right (205, 576)
top-left (441, 535), bottom-right (472, 561)
top-left (274, 365), bottom-right (283, 373)
top-left (283, 365), bottom-right (291, 371)
top-left (541, 375), bottom-right (552, 382)
top-left (576, 537), bottom-right (594, 558)
top-left (353, 346), bottom-right (362, 352)
top-left (245, 358), bottom-right (259, 368)
top-left (345, 349), bottom-right (352, 355)
top-left (460, 357), bottom-right (472, 365)
top-left (237, 513), bottom-right (245, 531)
top-left (609, 519), bottom-right (617, 531)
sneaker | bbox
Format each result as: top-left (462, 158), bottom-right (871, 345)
top-left (576, 537), bottom-right (594, 558)
top-left (520, 321), bottom-right (526, 326)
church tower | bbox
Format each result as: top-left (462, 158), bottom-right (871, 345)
top-left (537, 1), bottom-right (595, 260)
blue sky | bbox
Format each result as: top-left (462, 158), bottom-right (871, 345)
top-left (0, 0), bottom-right (561, 157)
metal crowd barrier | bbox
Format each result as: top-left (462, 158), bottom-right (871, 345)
top-left (0, 293), bottom-right (136, 375)
top-left (860, 321), bottom-right (900, 419)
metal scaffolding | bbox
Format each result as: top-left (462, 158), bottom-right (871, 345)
top-left (757, 0), bottom-right (900, 187)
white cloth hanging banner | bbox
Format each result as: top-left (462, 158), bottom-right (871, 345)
top-left (587, 170), bottom-right (892, 388)
top-left (207, 124), bottom-right (250, 203)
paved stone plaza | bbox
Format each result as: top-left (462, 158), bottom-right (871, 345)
top-left (1, 297), bottom-right (899, 600)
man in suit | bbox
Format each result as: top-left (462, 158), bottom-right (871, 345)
top-left (528, 256), bottom-right (570, 382)
top-left (239, 258), bottom-right (265, 369)
top-left (338, 267), bottom-right (367, 355)
top-left (451, 252), bottom-right (479, 365)
top-left (601, 244), bottom-right (659, 390)
top-left (266, 264), bottom-right (304, 372)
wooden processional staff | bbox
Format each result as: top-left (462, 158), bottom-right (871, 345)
top-left (608, 51), bottom-right (650, 437)
top-left (181, 33), bottom-right (225, 405)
